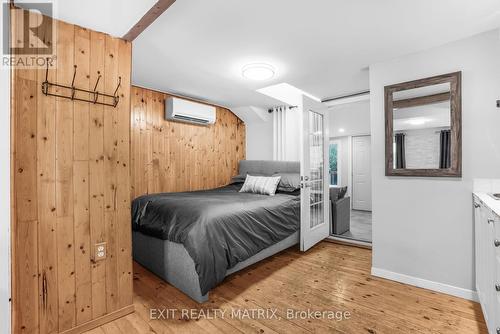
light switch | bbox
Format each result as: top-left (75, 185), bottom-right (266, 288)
top-left (94, 242), bottom-right (107, 261)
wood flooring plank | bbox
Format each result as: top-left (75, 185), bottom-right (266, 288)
top-left (85, 242), bottom-right (487, 334)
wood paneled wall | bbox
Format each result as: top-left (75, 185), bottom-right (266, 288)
top-left (11, 8), bottom-right (133, 334)
top-left (130, 86), bottom-right (246, 198)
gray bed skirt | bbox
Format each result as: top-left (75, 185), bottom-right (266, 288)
top-left (132, 231), bottom-right (299, 303)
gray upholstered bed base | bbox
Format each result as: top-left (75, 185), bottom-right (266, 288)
top-left (132, 231), bottom-right (299, 303)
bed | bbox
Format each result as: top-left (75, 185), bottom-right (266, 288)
top-left (131, 160), bottom-right (300, 303)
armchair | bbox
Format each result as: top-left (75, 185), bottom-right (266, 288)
top-left (329, 186), bottom-right (350, 235)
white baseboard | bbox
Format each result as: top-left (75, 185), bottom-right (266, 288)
top-left (371, 267), bottom-right (478, 302)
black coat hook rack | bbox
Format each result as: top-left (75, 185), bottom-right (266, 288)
top-left (41, 59), bottom-right (121, 107)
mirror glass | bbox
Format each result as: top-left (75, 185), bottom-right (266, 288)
top-left (392, 82), bottom-right (451, 170)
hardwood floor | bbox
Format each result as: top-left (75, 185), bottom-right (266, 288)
top-left (85, 242), bottom-right (487, 334)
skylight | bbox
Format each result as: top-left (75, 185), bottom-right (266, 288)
top-left (256, 83), bottom-right (320, 106)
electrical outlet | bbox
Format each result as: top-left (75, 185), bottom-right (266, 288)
top-left (94, 242), bottom-right (107, 261)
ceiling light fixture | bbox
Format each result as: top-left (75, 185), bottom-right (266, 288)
top-left (339, 128), bottom-right (345, 133)
top-left (406, 118), bottom-right (429, 126)
top-left (242, 63), bottom-right (275, 81)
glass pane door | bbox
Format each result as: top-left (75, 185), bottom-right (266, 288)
top-left (300, 95), bottom-right (329, 251)
top-left (309, 111), bottom-right (324, 228)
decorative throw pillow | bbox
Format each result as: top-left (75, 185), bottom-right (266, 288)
top-left (239, 175), bottom-right (281, 196)
top-left (272, 173), bottom-right (300, 192)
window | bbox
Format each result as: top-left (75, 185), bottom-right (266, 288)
top-left (329, 140), bottom-right (341, 186)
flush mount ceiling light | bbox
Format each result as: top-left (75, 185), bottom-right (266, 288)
top-left (242, 63), bottom-right (275, 81)
top-left (406, 118), bottom-right (431, 126)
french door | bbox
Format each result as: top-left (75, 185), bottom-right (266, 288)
top-left (300, 96), bottom-right (330, 251)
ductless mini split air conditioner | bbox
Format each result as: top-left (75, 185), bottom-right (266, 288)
top-left (165, 96), bottom-right (216, 125)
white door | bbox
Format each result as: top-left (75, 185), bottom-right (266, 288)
top-left (300, 96), bottom-right (330, 251)
top-left (352, 136), bottom-right (372, 211)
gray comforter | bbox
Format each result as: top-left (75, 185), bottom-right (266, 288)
top-left (132, 183), bottom-right (300, 295)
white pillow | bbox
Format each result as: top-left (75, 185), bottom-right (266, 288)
top-left (239, 175), bottom-right (281, 196)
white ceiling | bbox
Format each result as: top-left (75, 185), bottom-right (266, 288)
top-left (15, 0), bottom-right (156, 37)
top-left (132, 0), bottom-right (500, 109)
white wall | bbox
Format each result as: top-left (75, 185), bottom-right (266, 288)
top-left (328, 100), bottom-right (370, 137)
top-left (245, 121), bottom-right (274, 160)
top-left (0, 5), bottom-right (11, 333)
top-left (370, 29), bottom-right (500, 299)
top-left (237, 107), bottom-right (299, 162)
top-left (231, 106), bottom-right (274, 161)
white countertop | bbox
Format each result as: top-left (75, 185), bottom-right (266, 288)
top-left (473, 192), bottom-right (500, 218)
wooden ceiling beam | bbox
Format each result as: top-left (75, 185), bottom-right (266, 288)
top-left (122, 0), bottom-right (176, 42)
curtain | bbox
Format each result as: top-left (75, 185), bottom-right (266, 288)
top-left (395, 133), bottom-right (406, 169)
top-left (273, 106), bottom-right (297, 161)
top-left (439, 130), bottom-right (451, 169)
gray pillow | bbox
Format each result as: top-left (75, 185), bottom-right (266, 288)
top-left (231, 173), bottom-right (266, 184)
top-left (231, 174), bottom-right (247, 184)
top-left (272, 173), bottom-right (300, 192)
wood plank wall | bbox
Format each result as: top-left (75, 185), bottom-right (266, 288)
top-left (130, 86), bottom-right (246, 199)
top-left (11, 8), bottom-right (133, 333)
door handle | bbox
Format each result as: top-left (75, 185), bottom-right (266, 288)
top-left (474, 203), bottom-right (480, 208)
top-left (495, 239), bottom-right (500, 247)
top-left (300, 176), bottom-right (311, 189)
top-left (488, 218), bottom-right (495, 225)
top-left (496, 283), bottom-right (500, 292)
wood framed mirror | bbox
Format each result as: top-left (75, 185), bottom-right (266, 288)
top-left (385, 72), bottom-right (462, 177)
